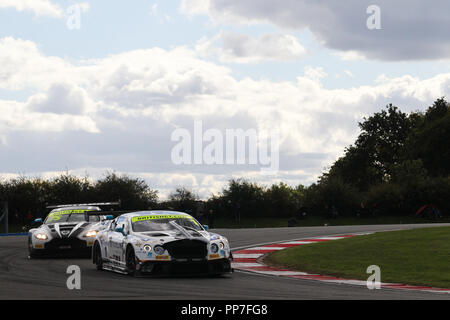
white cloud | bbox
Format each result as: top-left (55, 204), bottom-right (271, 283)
top-left (0, 37), bottom-right (77, 90)
top-left (196, 32), bottom-right (307, 63)
top-left (0, 99), bottom-right (99, 133)
top-left (0, 0), bottom-right (64, 18)
top-left (0, 37), bottom-right (449, 196)
top-left (28, 83), bottom-right (94, 115)
top-left (179, 0), bottom-right (210, 16)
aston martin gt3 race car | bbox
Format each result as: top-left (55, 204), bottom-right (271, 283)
top-left (92, 211), bottom-right (233, 276)
top-left (28, 202), bottom-right (119, 258)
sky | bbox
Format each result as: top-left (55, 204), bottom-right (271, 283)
top-left (0, 0), bottom-right (449, 199)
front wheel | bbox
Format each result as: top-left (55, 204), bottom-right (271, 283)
top-left (126, 247), bottom-right (140, 277)
top-left (93, 242), bottom-right (103, 270)
top-left (28, 237), bottom-right (41, 259)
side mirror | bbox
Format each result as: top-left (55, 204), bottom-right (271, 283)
top-left (105, 215), bottom-right (114, 220)
top-left (203, 225), bottom-right (209, 231)
top-left (115, 226), bottom-right (126, 236)
top-left (33, 218), bottom-right (43, 225)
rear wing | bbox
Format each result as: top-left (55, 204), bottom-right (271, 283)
top-left (46, 201), bottom-right (121, 209)
top-left (86, 210), bottom-right (137, 217)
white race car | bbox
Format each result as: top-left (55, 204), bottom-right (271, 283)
top-left (92, 210), bottom-right (233, 276)
top-left (28, 202), bottom-right (118, 258)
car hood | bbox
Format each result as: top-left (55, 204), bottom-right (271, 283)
top-left (131, 229), bottom-right (221, 243)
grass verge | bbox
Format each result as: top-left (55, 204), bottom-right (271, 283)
top-left (263, 226), bottom-right (450, 288)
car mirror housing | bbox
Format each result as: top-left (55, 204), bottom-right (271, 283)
top-left (115, 226), bottom-right (126, 236)
top-left (203, 225), bottom-right (209, 231)
top-left (33, 218), bottom-right (43, 225)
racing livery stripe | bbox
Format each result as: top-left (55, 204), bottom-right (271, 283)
top-left (231, 233), bottom-right (450, 295)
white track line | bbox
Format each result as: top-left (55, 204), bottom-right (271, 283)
top-left (233, 253), bottom-right (264, 259)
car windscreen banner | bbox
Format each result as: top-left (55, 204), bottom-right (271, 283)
top-left (47, 209), bottom-right (94, 222)
top-left (131, 215), bottom-right (194, 223)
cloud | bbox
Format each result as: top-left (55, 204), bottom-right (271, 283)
top-left (28, 83), bottom-right (93, 115)
top-left (180, 0), bottom-right (450, 61)
top-left (0, 37), bottom-right (449, 197)
top-left (0, 37), bottom-right (76, 90)
top-left (196, 32), bottom-right (307, 63)
top-left (0, 99), bottom-right (99, 133)
top-left (0, 0), bottom-right (64, 18)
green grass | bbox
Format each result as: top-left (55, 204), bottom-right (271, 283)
top-left (264, 226), bottom-right (450, 288)
top-left (211, 215), bottom-right (450, 229)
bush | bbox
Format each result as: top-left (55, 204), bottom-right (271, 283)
top-left (0, 172), bottom-right (159, 225)
top-left (304, 178), bottom-right (361, 217)
top-left (364, 183), bottom-right (405, 216)
top-left (407, 176), bottom-right (450, 216)
top-left (364, 176), bottom-right (450, 216)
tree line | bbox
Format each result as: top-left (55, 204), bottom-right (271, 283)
top-left (1, 98), bottom-right (449, 225)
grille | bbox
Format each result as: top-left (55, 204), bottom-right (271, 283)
top-left (163, 240), bottom-right (207, 260)
top-left (59, 224), bottom-right (78, 237)
top-left (45, 238), bottom-right (87, 251)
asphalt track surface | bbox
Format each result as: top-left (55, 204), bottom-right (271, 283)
top-left (1, 223), bottom-right (449, 300)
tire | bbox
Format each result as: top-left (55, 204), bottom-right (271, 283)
top-left (93, 242), bottom-right (103, 270)
top-left (126, 247), bottom-right (139, 277)
top-left (28, 237), bottom-right (41, 259)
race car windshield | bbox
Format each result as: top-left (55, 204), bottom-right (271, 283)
top-left (132, 217), bottom-right (203, 232)
top-left (44, 210), bottom-right (99, 224)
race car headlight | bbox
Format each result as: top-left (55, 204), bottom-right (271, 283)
top-left (84, 230), bottom-right (97, 238)
top-left (143, 244), bottom-right (152, 252)
top-left (154, 245), bottom-right (165, 255)
top-left (35, 233), bottom-right (48, 240)
top-left (210, 243), bottom-right (219, 253)
top-left (219, 242), bottom-right (225, 250)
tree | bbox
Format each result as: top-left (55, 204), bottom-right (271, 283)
top-left (94, 172), bottom-right (158, 210)
top-left (325, 104), bottom-right (414, 189)
top-left (220, 179), bottom-right (266, 218)
top-left (406, 98), bottom-right (450, 176)
top-left (46, 173), bottom-right (93, 205)
top-left (264, 182), bottom-right (304, 218)
top-left (167, 187), bottom-right (199, 213)
top-left (356, 104), bottom-right (412, 179)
